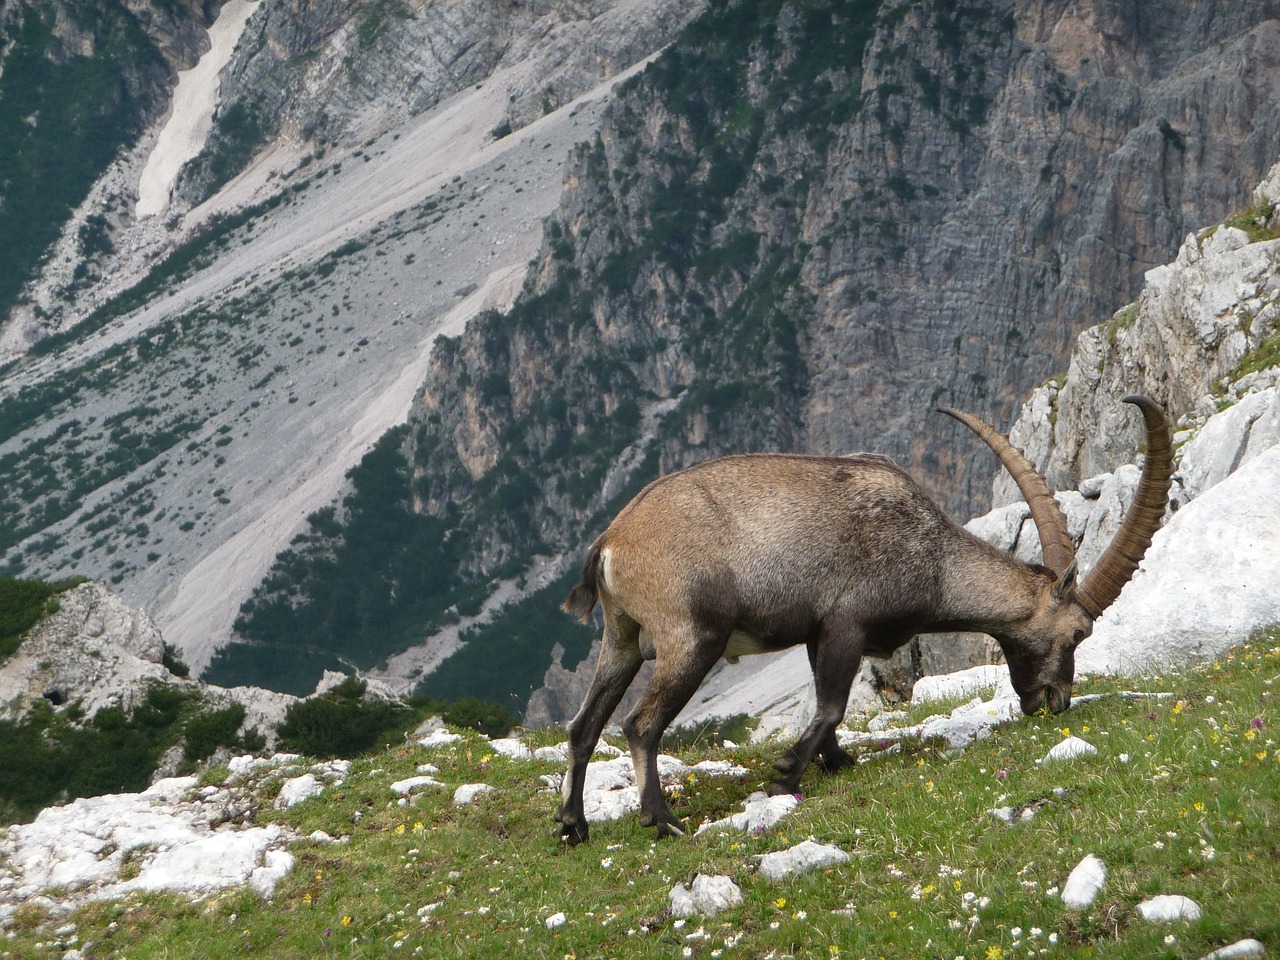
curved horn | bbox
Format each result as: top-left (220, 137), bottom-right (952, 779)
top-left (938, 405), bottom-right (1076, 576)
top-left (1074, 395), bottom-right (1173, 619)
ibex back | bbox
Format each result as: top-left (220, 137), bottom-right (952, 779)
top-left (556, 397), bottom-right (1172, 844)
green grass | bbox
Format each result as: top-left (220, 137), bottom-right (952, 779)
top-left (5, 632), bottom-right (1278, 958)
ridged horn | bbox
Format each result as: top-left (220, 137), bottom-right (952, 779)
top-left (938, 405), bottom-right (1076, 577)
top-left (1074, 395), bottom-right (1173, 619)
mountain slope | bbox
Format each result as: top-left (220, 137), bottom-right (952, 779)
top-left (0, 0), bottom-right (703, 683)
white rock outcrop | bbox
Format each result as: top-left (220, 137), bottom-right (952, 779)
top-left (1041, 736), bottom-right (1098, 763)
top-left (0, 582), bottom-right (169, 718)
top-left (696, 792), bottom-right (800, 836)
top-left (453, 783), bottom-right (495, 806)
top-left (1079, 443), bottom-right (1280, 674)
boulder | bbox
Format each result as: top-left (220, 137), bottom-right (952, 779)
top-left (1079, 444), bottom-right (1280, 675)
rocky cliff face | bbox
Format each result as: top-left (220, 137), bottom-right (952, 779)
top-left (7, 0), bottom-right (1280, 707)
top-left (1, 0), bottom-right (703, 689)
top-left (405, 0), bottom-right (1280, 583)
top-left (996, 161), bottom-right (1280, 498)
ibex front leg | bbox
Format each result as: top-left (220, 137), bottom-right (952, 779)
top-left (622, 627), bottom-right (726, 839)
top-left (769, 623), bottom-right (865, 796)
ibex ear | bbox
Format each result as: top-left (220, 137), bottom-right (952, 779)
top-left (1051, 559), bottom-right (1078, 604)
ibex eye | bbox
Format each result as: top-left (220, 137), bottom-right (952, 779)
top-left (1072, 629), bottom-right (1086, 646)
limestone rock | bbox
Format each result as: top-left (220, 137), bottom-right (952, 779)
top-left (390, 776), bottom-right (444, 797)
top-left (453, 784), bottom-right (495, 806)
top-left (1137, 894), bottom-right (1203, 923)
top-left (757, 840), bottom-right (850, 881)
top-left (669, 874), bottom-right (743, 917)
top-left (695, 793), bottom-right (799, 837)
top-left (0, 769), bottom-right (305, 920)
top-left (275, 774), bottom-right (324, 809)
top-left (1042, 737), bottom-right (1098, 763)
top-left (489, 738), bottom-right (532, 760)
top-left (1061, 854), bottom-right (1107, 910)
top-left (0, 582), bottom-right (169, 719)
top-left (1078, 443), bottom-right (1280, 675)
top-left (1200, 939), bottom-right (1267, 960)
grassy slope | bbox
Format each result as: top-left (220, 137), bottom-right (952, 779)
top-left (5, 632), bottom-right (1278, 959)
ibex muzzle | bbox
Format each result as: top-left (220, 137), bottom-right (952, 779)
top-left (555, 397), bottom-right (1172, 845)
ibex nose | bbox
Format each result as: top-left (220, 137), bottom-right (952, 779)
top-left (1046, 686), bottom-right (1071, 714)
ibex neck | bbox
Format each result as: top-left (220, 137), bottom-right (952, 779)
top-left (936, 543), bottom-right (1041, 633)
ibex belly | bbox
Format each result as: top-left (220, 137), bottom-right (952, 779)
top-left (723, 629), bottom-right (776, 664)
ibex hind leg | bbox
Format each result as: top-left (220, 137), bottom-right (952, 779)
top-left (769, 628), bottom-right (864, 796)
top-left (622, 627), bottom-right (727, 839)
top-left (557, 616), bottom-right (643, 846)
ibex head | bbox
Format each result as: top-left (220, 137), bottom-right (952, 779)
top-left (940, 396), bottom-right (1173, 715)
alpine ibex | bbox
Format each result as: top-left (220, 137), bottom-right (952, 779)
top-left (556, 396), bottom-right (1172, 844)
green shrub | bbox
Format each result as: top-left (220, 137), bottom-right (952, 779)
top-left (162, 642), bottom-right (191, 678)
top-left (0, 684), bottom-right (199, 825)
top-left (275, 678), bottom-right (413, 758)
top-left (410, 695), bottom-right (517, 740)
top-left (182, 703), bottom-right (248, 762)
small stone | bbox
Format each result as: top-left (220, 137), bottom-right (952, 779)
top-left (695, 792), bottom-right (798, 836)
top-left (390, 776), bottom-right (443, 797)
top-left (489, 738), bottom-right (531, 760)
top-left (545, 912), bottom-right (566, 929)
top-left (867, 710), bottom-right (910, 732)
top-left (1200, 939), bottom-right (1266, 959)
top-left (669, 874), bottom-right (743, 917)
top-left (1061, 854), bottom-right (1106, 909)
top-left (757, 840), bottom-right (850, 880)
top-left (275, 774), bottom-right (324, 809)
top-left (1137, 894), bottom-right (1202, 922)
top-left (453, 783), bottom-right (495, 806)
top-left (418, 729), bottom-right (462, 748)
top-left (1042, 736), bottom-right (1098, 763)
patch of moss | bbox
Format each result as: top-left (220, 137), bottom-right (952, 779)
top-left (1229, 328), bottom-right (1280, 382)
top-left (1104, 303), bottom-right (1138, 348)
top-left (1220, 198), bottom-right (1280, 244)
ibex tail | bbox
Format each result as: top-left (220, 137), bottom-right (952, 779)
top-left (562, 537), bottom-right (604, 623)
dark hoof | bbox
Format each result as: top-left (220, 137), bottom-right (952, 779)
top-left (818, 747), bottom-right (855, 775)
top-left (559, 819), bottom-right (589, 846)
top-left (766, 779), bottom-right (800, 798)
